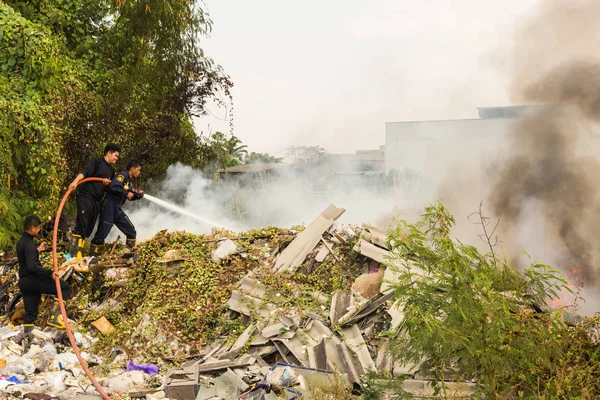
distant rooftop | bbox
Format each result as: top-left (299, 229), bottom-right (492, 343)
top-left (219, 162), bottom-right (293, 173)
top-left (477, 105), bottom-right (546, 119)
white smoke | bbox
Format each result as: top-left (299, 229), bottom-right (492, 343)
top-left (113, 162), bottom-right (424, 242)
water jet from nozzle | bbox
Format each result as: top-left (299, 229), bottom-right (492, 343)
top-left (143, 194), bottom-right (222, 228)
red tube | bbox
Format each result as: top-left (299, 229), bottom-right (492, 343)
top-left (52, 177), bottom-right (111, 400)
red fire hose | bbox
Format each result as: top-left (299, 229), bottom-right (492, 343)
top-left (51, 177), bottom-right (111, 400)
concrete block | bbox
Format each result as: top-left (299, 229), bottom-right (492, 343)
top-left (165, 365), bottom-right (199, 400)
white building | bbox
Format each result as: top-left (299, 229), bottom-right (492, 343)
top-left (384, 106), bottom-right (542, 198)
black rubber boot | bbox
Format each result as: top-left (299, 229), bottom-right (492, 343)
top-left (46, 297), bottom-right (66, 329)
top-left (20, 324), bottom-right (34, 354)
top-left (69, 234), bottom-right (80, 258)
top-left (69, 234), bottom-right (85, 259)
top-left (126, 238), bottom-right (136, 250)
top-left (89, 243), bottom-right (103, 257)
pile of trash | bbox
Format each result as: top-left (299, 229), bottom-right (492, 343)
top-left (0, 322), bottom-right (165, 399)
top-left (3, 203), bottom-right (598, 399)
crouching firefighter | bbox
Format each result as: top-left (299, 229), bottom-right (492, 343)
top-left (17, 215), bottom-right (72, 346)
top-left (90, 160), bottom-right (144, 257)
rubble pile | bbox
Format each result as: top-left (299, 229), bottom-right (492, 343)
top-left (5, 203), bottom-right (596, 399)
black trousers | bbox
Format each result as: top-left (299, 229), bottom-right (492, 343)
top-left (92, 201), bottom-right (136, 245)
top-left (18, 275), bottom-right (71, 325)
top-left (73, 195), bottom-right (102, 238)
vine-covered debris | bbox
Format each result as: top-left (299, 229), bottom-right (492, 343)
top-left (2, 204), bottom-right (600, 399)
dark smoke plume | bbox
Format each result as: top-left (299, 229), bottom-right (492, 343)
top-left (492, 0), bottom-right (600, 286)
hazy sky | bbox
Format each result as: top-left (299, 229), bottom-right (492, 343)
top-left (195, 0), bottom-right (542, 156)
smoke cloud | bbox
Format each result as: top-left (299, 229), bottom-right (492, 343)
top-left (489, 0), bottom-right (600, 307)
top-left (115, 163), bottom-right (420, 242)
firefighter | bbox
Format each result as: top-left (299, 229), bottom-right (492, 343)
top-left (17, 215), bottom-right (72, 336)
top-left (68, 143), bottom-right (121, 258)
top-left (90, 160), bottom-right (144, 256)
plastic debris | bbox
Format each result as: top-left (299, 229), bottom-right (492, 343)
top-left (126, 360), bottom-right (159, 376)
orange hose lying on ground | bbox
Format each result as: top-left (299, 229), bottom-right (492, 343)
top-left (52, 177), bottom-right (111, 400)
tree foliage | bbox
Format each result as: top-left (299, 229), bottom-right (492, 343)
top-left (0, 0), bottom-right (232, 247)
top-left (244, 151), bottom-right (282, 164)
top-left (206, 131), bottom-right (248, 170)
top-left (374, 202), bottom-right (600, 399)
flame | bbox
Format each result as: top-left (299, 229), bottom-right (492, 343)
top-left (547, 266), bottom-right (582, 310)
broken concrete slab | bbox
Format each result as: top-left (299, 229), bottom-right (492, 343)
top-left (339, 291), bottom-right (395, 327)
top-left (361, 223), bottom-right (389, 249)
top-left (196, 359), bottom-right (248, 373)
top-left (226, 290), bottom-right (275, 319)
top-left (217, 323), bottom-right (256, 360)
top-left (238, 276), bottom-right (267, 298)
top-left (315, 245), bottom-right (330, 263)
top-left (330, 291), bottom-right (353, 325)
top-left (210, 368), bottom-right (249, 399)
top-left (340, 324), bottom-right (376, 374)
top-left (353, 238), bottom-right (394, 265)
top-left (164, 365), bottom-right (199, 400)
top-left (273, 204), bottom-right (345, 272)
top-left (307, 339), bottom-right (328, 370)
top-left (402, 380), bottom-right (478, 397)
top-left (261, 322), bottom-right (287, 338)
top-left (337, 342), bottom-right (363, 383)
top-left (376, 339), bottom-right (393, 373)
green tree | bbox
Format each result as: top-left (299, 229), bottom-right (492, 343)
top-left (375, 202), bottom-right (600, 398)
top-left (0, 0), bottom-right (232, 246)
top-left (208, 131), bottom-right (248, 169)
top-left (244, 152), bottom-right (282, 164)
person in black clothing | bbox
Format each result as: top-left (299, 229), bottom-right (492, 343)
top-left (69, 143), bottom-right (121, 258)
top-left (90, 160), bottom-right (144, 255)
top-left (17, 215), bottom-right (71, 333)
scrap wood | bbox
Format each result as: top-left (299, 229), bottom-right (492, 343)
top-left (110, 235), bottom-right (121, 255)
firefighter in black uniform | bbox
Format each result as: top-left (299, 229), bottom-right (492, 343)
top-left (17, 215), bottom-right (72, 336)
top-left (68, 143), bottom-right (121, 258)
top-left (90, 160), bottom-right (144, 255)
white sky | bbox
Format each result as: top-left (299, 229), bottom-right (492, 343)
top-left (194, 0), bottom-right (542, 156)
